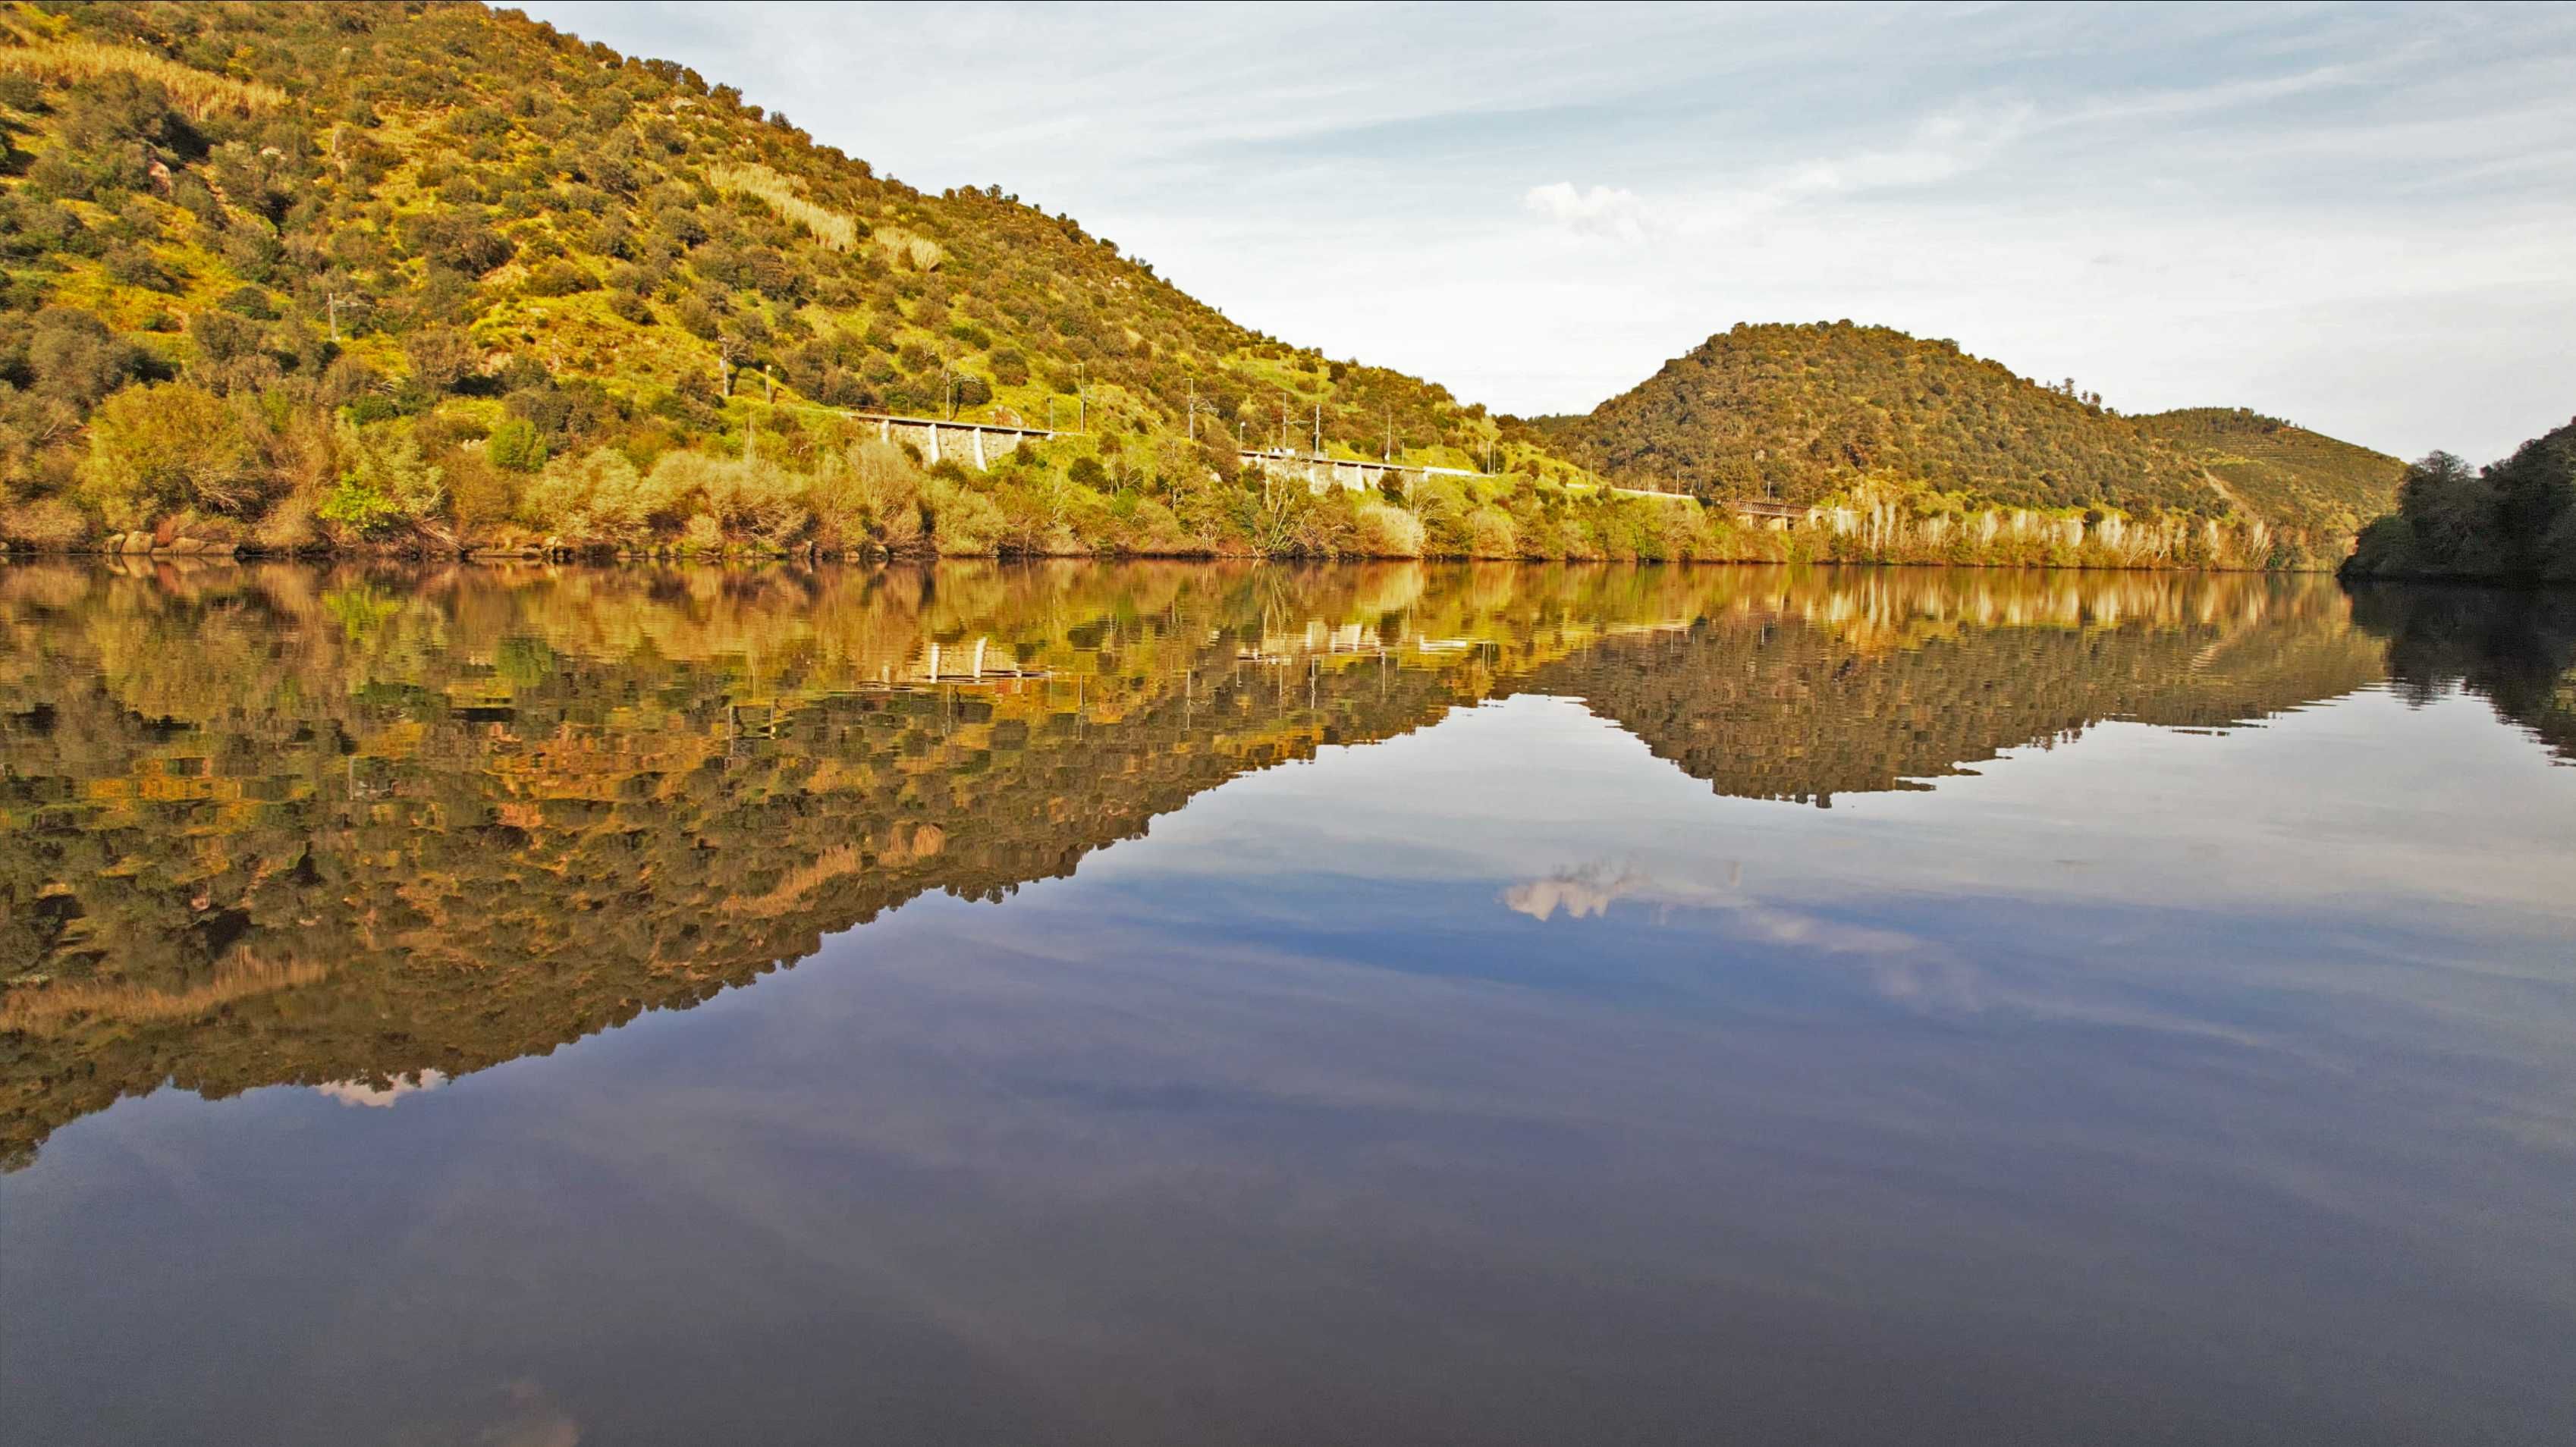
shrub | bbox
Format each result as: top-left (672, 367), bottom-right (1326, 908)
top-left (812, 438), bottom-right (927, 552)
top-left (319, 420), bottom-right (445, 538)
top-left (27, 309), bottom-right (148, 409)
top-left (523, 259), bottom-right (596, 296)
top-left (927, 472), bottom-right (1005, 554)
top-left (1352, 499), bottom-right (1425, 557)
top-left (644, 449), bottom-right (804, 542)
top-left (403, 326), bottom-right (476, 393)
top-left (520, 447), bottom-right (656, 545)
top-left (1, 496), bottom-right (89, 550)
top-left (487, 417), bottom-right (548, 472)
top-left (218, 285), bottom-right (277, 319)
top-left (78, 381), bottom-right (263, 526)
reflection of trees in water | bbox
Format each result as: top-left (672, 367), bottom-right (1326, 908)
top-left (1544, 575), bottom-right (2384, 806)
top-left (0, 562), bottom-right (2377, 1164)
top-left (2345, 585), bottom-right (2576, 764)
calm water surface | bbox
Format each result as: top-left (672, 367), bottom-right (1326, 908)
top-left (2, 561), bottom-right (2571, 1445)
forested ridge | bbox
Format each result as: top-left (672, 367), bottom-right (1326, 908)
top-left (0, 560), bottom-right (2407, 1162)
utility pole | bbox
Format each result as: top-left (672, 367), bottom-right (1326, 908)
top-left (1311, 402), bottom-right (1321, 457)
top-left (1382, 405), bottom-right (1393, 463)
top-left (324, 291), bottom-right (362, 344)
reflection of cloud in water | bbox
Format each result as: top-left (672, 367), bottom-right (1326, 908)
top-left (481, 1380), bottom-right (579, 1447)
top-left (1501, 864), bottom-right (1646, 921)
top-left (314, 1069), bottom-right (448, 1108)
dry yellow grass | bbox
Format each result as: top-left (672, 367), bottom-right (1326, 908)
top-left (0, 38), bottom-right (285, 119)
top-left (875, 226), bottom-right (944, 272)
top-left (2, 950), bottom-right (326, 1033)
top-left (707, 161), bottom-right (857, 251)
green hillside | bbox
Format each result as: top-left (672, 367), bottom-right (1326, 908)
top-left (1, 0), bottom-right (1709, 560)
top-left (2133, 406), bottom-right (2403, 538)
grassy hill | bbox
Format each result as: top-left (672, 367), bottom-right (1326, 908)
top-left (2133, 406), bottom-right (2404, 540)
top-left (1520, 322), bottom-right (2400, 567)
top-left (0, 0), bottom-right (1680, 560)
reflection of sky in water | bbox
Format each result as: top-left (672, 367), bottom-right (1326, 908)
top-left (7, 687), bottom-right (2574, 1445)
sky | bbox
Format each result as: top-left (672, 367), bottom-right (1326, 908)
top-left (520, 2), bottom-right (2576, 464)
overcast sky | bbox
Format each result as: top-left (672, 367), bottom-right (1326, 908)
top-left (522, 2), bottom-right (2574, 464)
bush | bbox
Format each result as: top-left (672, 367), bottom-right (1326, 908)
top-left (520, 446), bottom-right (658, 545)
top-left (644, 449), bottom-right (804, 542)
top-left (319, 420), bottom-right (445, 538)
top-left (403, 326), bottom-right (477, 393)
top-left (27, 309), bottom-right (148, 409)
top-left (1352, 499), bottom-right (1425, 557)
top-left (487, 416), bottom-right (548, 472)
top-left (927, 472), bottom-right (1005, 555)
top-left (1468, 506), bottom-right (1518, 558)
top-left (219, 285), bottom-right (278, 319)
top-left (811, 438), bottom-right (926, 552)
top-left (523, 259), bottom-right (596, 296)
top-left (78, 381), bottom-right (264, 526)
top-left (1, 496), bottom-right (89, 550)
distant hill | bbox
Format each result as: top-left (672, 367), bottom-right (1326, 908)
top-left (1532, 322), bottom-right (2218, 514)
top-left (2133, 407), bottom-right (2403, 538)
top-left (1522, 324), bottom-right (2402, 557)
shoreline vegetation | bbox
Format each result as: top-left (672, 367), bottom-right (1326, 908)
top-left (2341, 419), bottom-right (2576, 587)
top-left (35, 422), bottom-right (2311, 570)
top-left (0, 3), bottom-right (2414, 574)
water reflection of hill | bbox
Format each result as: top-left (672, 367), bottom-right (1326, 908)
top-left (1, 563), bottom-right (2386, 1163)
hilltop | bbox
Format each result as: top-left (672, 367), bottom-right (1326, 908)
top-left (1522, 322), bottom-right (2401, 567)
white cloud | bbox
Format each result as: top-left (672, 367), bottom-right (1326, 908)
top-left (1522, 182), bottom-right (1657, 242)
